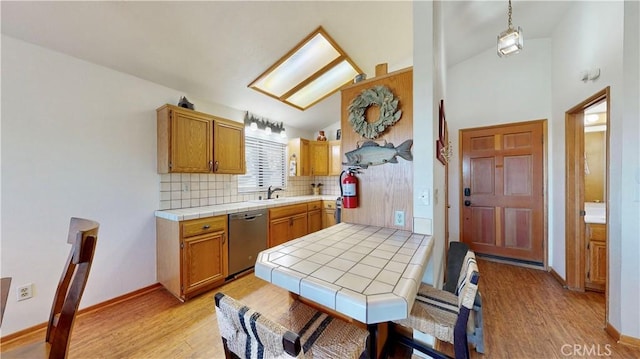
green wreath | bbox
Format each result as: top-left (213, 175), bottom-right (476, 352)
top-left (348, 85), bottom-right (402, 139)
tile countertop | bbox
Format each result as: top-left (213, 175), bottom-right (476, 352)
top-left (154, 195), bottom-right (338, 221)
top-left (254, 222), bottom-right (434, 324)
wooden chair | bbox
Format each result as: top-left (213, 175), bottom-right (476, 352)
top-left (393, 250), bottom-right (480, 359)
top-left (214, 292), bottom-right (370, 358)
top-left (3, 218), bottom-right (99, 359)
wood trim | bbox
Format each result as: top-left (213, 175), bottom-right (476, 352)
top-left (0, 284), bottom-right (162, 344)
top-left (565, 110), bottom-right (585, 291)
top-left (340, 67), bottom-right (412, 91)
top-left (548, 267), bottom-right (567, 287)
top-left (605, 321), bottom-right (621, 341)
top-left (620, 334), bottom-right (640, 348)
top-left (564, 87), bottom-right (609, 296)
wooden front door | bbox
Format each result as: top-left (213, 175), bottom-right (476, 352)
top-left (460, 120), bottom-right (545, 264)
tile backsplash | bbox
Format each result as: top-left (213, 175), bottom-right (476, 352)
top-left (159, 174), bottom-right (340, 210)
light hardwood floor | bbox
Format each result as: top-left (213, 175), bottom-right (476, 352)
top-left (2, 259), bottom-right (639, 358)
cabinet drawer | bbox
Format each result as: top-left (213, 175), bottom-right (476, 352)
top-left (269, 204), bottom-right (307, 220)
top-left (307, 201), bottom-right (322, 211)
top-left (322, 200), bottom-right (336, 210)
top-left (588, 224), bottom-right (606, 242)
top-left (182, 216), bottom-right (226, 238)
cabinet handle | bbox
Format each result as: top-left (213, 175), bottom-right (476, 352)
top-left (214, 160), bottom-right (219, 172)
top-left (209, 160), bottom-right (213, 171)
top-left (202, 225), bottom-right (211, 230)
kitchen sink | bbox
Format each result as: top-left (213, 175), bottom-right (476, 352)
top-left (247, 198), bottom-right (287, 204)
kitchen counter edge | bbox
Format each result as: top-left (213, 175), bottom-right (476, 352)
top-left (155, 195), bottom-right (338, 221)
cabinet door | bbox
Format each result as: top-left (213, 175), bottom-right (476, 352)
top-left (310, 141), bottom-right (328, 176)
top-left (329, 140), bottom-right (342, 176)
top-left (289, 138), bottom-right (310, 176)
top-left (290, 213), bottom-right (308, 239)
top-left (269, 217), bottom-right (290, 247)
top-left (213, 120), bottom-right (245, 174)
top-left (308, 209), bottom-right (322, 234)
top-left (182, 231), bottom-right (227, 295)
top-left (588, 241), bottom-right (607, 285)
top-left (322, 209), bottom-right (336, 229)
top-left (171, 110), bottom-right (212, 173)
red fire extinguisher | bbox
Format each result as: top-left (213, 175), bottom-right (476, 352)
top-left (340, 169), bottom-right (359, 209)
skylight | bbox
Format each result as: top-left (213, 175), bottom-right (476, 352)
top-left (249, 26), bottom-right (362, 111)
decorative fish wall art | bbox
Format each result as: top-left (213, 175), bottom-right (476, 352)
top-left (343, 140), bottom-right (413, 169)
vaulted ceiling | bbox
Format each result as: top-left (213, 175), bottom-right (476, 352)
top-left (1, 1), bottom-right (572, 131)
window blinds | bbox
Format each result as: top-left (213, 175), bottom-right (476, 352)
top-left (238, 136), bottom-right (286, 192)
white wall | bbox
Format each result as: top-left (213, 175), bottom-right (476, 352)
top-left (447, 38), bottom-right (553, 250)
top-left (619, 0), bottom-right (640, 339)
top-left (414, 1), bottom-right (448, 287)
top-left (0, 35), bottom-right (240, 335)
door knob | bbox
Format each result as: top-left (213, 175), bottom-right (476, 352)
top-left (464, 200), bottom-right (472, 207)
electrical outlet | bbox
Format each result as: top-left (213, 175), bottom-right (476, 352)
top-left (182, 182), bottom-right (190, 192)
top-left (394, 210), bottom-right (405, 226)
top-left (17, 283), bottom-right (33, 301)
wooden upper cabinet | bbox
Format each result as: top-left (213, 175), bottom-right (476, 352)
top-left (158, 105), bottom-right (212, 173)
top-left (328, 140), bottom-right (342, 176)
top-left (157, 105), bottom-right (245, 174)
top-left (288, 138), bottom-right (310, 176)
top-left (309, 141), bottom-right (329, 176)
top-left (213, 118), bottom-right (245, 174)
top-left (289, 138), bottom-right (337, 176)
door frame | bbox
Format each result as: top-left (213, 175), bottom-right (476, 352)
top-left (564, 87), bottom-right (609, 293)
top-left (458, 119), bottom-right (548, 267)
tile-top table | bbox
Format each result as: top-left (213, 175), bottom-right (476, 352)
top-left (255, 222), bottom-right (434, 325)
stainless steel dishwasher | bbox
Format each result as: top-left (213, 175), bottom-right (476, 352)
top-left (228, 209), bottom-right (267, 276)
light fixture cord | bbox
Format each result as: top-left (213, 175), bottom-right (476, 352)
top-left (507, 0), bottom-right (513, 29)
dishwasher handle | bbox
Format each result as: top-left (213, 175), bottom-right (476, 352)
top-left (243, 213), bottom-right (263, 221)
top-left (230, 211), bottom-right (266, 221)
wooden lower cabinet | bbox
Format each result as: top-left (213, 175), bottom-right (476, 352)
top-left (585, 223), bottom-right (606, 291)
top-left (307, 201), bottom-right (323, 234)
top-left (268, 204), bottom-right (308, 247)
top-left (322, 200), bottom-right (337, 229)
top-left (157, 215), bottom-right (228, 301)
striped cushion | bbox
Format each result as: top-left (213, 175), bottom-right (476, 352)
top-left (216, 293), bottom-right (299, 358)
top-left (456, 252), bottom-right (479, 310)
top-left (277, 300), bottom-right (369, 359)
top-left (215, 293), bottom-right (369, 359)
top-left (394, 283), bottom-right (459, 343)
top-left (394, 251), bottom-right (480, 345)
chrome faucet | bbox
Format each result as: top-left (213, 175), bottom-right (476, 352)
top-left (267, 185), bottom-right (283, 199)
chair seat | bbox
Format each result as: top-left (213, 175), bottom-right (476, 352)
top-left (2, 341), bottom-right (50, 359)
top-left (394, 284), bottom-right (459, 343)
top-left (276, 300), bottom-right (369, 358)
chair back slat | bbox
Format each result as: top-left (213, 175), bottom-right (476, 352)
top-left (47, 218), bottom-right (99, 359)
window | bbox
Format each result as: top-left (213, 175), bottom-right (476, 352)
top-left (238, 135), bottom-right (286, 192)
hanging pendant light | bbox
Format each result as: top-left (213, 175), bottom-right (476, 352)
top-left (497, 0), bottom-right (523, 57)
